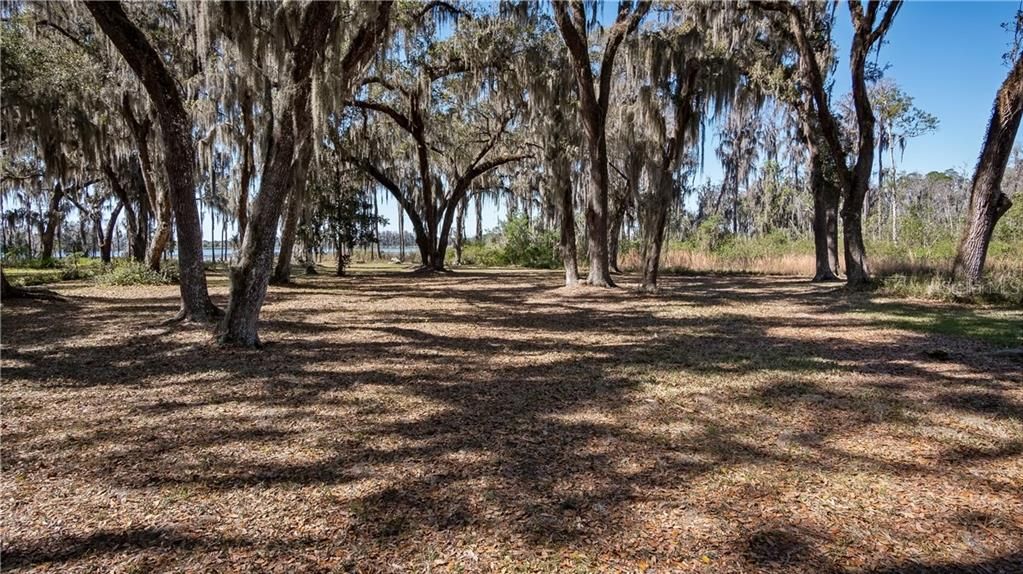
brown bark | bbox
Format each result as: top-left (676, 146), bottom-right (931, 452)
top-left (639, 174), bottom-right (672, 292)
top-left (608, 192), bottom-right (628, 274)
top-left (120, 94), bottom-right (162, 266)
top-left (220, 2), bottom-right (392, 346)
top-left (88, 1), bottom-right (218, 320)
top-left (810, 149), bottom-right (841, 282)
top-left (954, 55), bottom-right (1023, 284)
top-left (39, 182), bottom-right (64, 262)
top-left (100, 201), bottom-right (123, 263)
top-left (553, 0), bottom-right (650, 287)
top-left (764, 0), bottom-right (901, 289)
top-left (556, 167), bottom-right (580, 286)
top-left (639, 64), bottom-right (698, 292)
top-left (454, 195), bottom-right (467, 265)
top-left (271, 180), bottom-right (306, 284)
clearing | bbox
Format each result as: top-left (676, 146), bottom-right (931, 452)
top-left (1, 267), bottom-right (1021, 573)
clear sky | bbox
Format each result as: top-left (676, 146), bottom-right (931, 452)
top-left (828, 0), bottom-right (1019, 175)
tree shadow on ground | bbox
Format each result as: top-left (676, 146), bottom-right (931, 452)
top-left (2, 270), bottom-right (1021, 572)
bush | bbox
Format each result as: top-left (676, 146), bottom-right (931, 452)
top-left (95, 260), bottom-right (178, 286)
top-left (455, 217), bottom-right (560, 269)
top-left (687, 214), bottom-right (729, 252)
top-left (501, 216), bottom-right (560, 269)
top-left (458, 241), bottom-right (507, 266)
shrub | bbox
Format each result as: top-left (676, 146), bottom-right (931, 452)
top-left (458, 241), bottom-right (507, 266)
top-left (500, 216), bottom-right (560, 269)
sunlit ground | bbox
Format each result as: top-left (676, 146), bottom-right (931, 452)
top-left (1, 265), bottom-right (1020, 573)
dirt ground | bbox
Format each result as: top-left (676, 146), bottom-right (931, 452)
top-left (2, 267), bottom-right (1021, 573)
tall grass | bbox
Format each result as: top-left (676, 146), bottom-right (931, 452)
top-left (619, 234), bottom-right (1023, 304)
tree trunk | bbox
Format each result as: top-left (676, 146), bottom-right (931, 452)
top-left (639, 175), bottom-right (672, 292)
top-left (842, 206), bottom-right (870, 287)
top-left (810, 148), bottom-right (840, 281)
top-left (608, 194), bottom-right (627, 274)
top-left (220, 2), bottom-right (390, 346)
top-left (475, 194), bottom-right (483, 242)
top-left (146, 195), bottom-right (172, 271)
top-left (374, 189), bottom-right (382, 259)
top-left (954, 56), bottom-right (1023, 284)
top-left (301, 209), bottom-right (317, 275)
top-left (777, 1), bottom-right (901, 290)
top-left (126, 161), bottom-right (149, 262)
top-left (889, 138), bottom-right (898, 243)
top-left (454, 195), bottom-right (467, 265)
top-left (558, 173), bottom-right (579, 286)
top-left (271, 181), bottom-right (305, 284)
top-left (398, 205), bottom-right (405, 261)
top-left (221, 19), bottom-right (328, 343)
top-left (40, 183), bottom-right (64, 262)
top-left (552, 2), bottom-right (649, 287)
top-left (101, 201), bottom-right (123, 263)
top-left (581, 112), bottom-right (614, 286)
top-left (119, 96), bottom-right (155, 264)
top-left (88, 1), bottom-right (218, 321)
top-left (237, 87), bottom-right (254, 245)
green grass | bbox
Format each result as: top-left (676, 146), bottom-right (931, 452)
top-left (4, 257), bottom-right (103, 286)
top-left (854, 301), bottom-right (1023, 347)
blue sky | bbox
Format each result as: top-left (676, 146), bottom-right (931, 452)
top-left (828, 0), bottom-right (1018, 175)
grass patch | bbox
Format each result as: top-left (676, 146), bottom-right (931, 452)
top-left (854, 301), bottom-right (1023, 347)
top-left (4, 256), bottom-right (102, 286)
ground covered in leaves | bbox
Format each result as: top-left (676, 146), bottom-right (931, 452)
top-left (2, 266), bottom-right (1022, 573)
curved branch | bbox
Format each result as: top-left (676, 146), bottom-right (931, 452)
top-left (347, 99), bottom-right (414, 134)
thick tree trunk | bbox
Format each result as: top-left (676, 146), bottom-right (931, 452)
top-left (581, 115), bottom-right (615, 286)
top-left (810, 149), bottom-right (840, 282)
top-left (558, 174), bottom-right (579, 286)
top-left (777, 2), bottom-right (901, 290)
top-left (954, 56), bottom-right (1023, 284)
top-left (220, 2), bottom-right (390, 346)
top-left (271, 182), bottom-right (305, 284)
top-left (433, 197), bottom-right (458, 271)
top-left (639, 176), bottom-right (672, 292)
top-left (553, 2), bottom-right (649, 287)
top-left (842, 206), bottom-right (870, 287)
top-left (40, 183), bottom-right (64, 262)
top-left (100, 201), bottom-right (123, 263)
top-left (88, 1), bottom-right (218, 321)
top-left (221, 8), bottom-right (333, 345)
